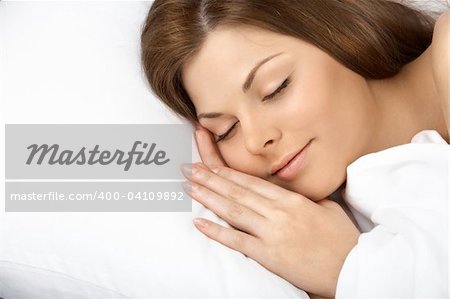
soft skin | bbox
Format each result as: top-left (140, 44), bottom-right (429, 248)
top-left (180, 13), bottom-right (449, 298)
top-left (182, 24), bottom-right (448, 202)
top-left (183, 131), bottom-right (360, 298)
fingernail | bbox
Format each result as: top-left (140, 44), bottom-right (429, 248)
top-left (193, 218), bottom-right (208, 229)
top-left (210, 165), bottom-right (220, 174)
top-left (181, 163), bottom-right (198, 178)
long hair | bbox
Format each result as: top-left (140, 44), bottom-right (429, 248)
top-left (140, 0), bottom-right (439, 123)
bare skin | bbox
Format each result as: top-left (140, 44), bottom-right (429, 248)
top-left (180, 11), bottom-right (449, 299)
top-left (182, 23), bottom-right (448, 202)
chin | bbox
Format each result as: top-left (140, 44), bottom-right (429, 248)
top-left (308, 191), bottom-right (332, 202)
top-left (277, 176), bottom-right (345, 202)
top-left (297, 188), bottom-right (327, 202)
top-left (308, 178), bottom-right (347, 202)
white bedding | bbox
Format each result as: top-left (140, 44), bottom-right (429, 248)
top-left (336, 130), bottom-right (449, 298)
top-left (0, 1), bottom-right (448, 298)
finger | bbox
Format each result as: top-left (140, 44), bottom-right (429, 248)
top-left (195, 126), bottom-right (226, 166)
top-left (193, 217), bottom-right (264, 259)
top-left (195, 125), bottom-right (227, 168)
top-left (184, 181), bottom-right (266, 237)
top-left (186, 163), bottom-right (273, 217)
top-left (210, 165), bottom-right (302, 203)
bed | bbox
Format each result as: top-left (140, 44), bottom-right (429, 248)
top-left (0, 1), bottom-right (447, 298)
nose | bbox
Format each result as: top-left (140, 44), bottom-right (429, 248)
top-left (240, 115), bottom-right (279, 155)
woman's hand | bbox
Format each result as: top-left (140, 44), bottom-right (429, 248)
top-left (192, 123), bottom-right (228, 169)
top-left (183, 124), bottom-right (360, 298)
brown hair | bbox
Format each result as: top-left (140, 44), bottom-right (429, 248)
top-left (140, 0), bottom-right (436, 124)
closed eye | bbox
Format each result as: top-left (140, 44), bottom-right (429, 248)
top-left (262, 76), bottom-right (290, 102)
top-left (214, 76), bottom-right (291, 143)
top-left (214, 121), bottom-right (239, 143)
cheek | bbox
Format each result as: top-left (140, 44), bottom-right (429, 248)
top-left (218, 145), bottom-right (262, 176)
top-left (219, 145), bottom-right (246, 170)
top-left (282, 61), bottom-right (341, 132)
top-left (297, 68), bottom-right (348, 135)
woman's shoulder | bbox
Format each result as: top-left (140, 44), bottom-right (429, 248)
top-left (430, 9), bottom-right (449, 136)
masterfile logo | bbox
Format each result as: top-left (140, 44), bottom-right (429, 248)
top-left (26, 141), bottom-right (170, 171)
top-left (4, 124), bottom-right (193, 212)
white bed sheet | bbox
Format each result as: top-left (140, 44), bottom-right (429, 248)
top-left (0, 1), bottom-right (447, 298)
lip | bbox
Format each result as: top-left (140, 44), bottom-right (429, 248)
top-left (271, 140), bottom-right (312, 180)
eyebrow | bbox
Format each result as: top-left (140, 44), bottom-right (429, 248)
top-left (197, 51), bottom-right (284, 120)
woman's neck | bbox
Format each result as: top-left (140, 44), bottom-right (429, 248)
top-left (365, 45), bottom-right (449, 154)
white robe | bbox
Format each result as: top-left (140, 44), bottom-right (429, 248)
top-left (335, 130), bottom-right (449, 298)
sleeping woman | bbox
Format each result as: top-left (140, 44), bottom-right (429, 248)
top-left (140, 1), bottom-right (449, 298)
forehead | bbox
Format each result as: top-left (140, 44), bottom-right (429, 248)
top-left (184, 24), bottom-right (286, 73)
top-left (181, 25), bottom-right (294, 108)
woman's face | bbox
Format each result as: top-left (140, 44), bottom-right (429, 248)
top-left (182, 25), bottom-right (378, 201)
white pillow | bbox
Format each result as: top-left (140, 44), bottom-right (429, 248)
top-left (0, 1), bottom-right (307, 298)
top-left (0, 1), bottom-right (445, 298)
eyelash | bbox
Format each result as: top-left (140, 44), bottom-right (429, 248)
top-left (214, 76), bottom-right (291, 143)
